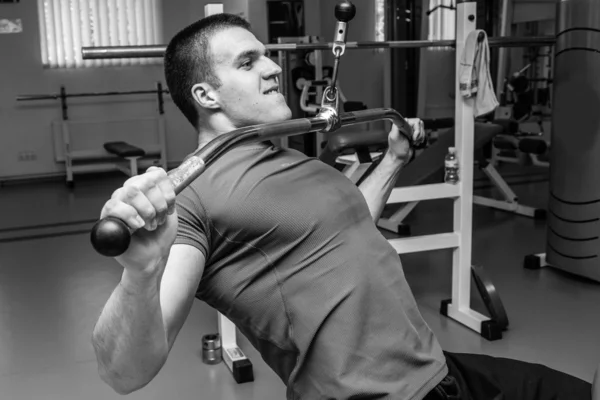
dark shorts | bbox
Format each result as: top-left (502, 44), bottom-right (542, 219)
top-left (424, 351), bottom-right (591, 400)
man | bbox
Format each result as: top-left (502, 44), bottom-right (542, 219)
top-left (92, 14), bottom-right (592, 400)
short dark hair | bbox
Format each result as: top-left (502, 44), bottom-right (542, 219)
top-left (164, 14), bottom-right (252, 129)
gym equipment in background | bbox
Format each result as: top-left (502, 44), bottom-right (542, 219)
top-left (491, 134), bottom-right (550, 169)
top-left (491, 61), bottom-right (553, 167)
top-left (275, 35), bottom-right (325, 157)
top-left (16, 83), bottom-right (168, 187)
top-left (328, 120), bottom-right (545, 231)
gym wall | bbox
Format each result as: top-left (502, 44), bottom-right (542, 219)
top-left (0, 0), bottom-right (321, 181)
top-left (1, 0), bottom-right (190, 180)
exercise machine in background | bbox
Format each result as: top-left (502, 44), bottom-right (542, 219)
top-left (492, 53), bottom-right (553, 167)
top-left (276, 35), bottom-right (325, 157)
top-left (16, 83), bottom-right (168, 187)
top-left (328, 119), bottom-right (546, 236)
top-left (276, 36), bottom-right (374, 159)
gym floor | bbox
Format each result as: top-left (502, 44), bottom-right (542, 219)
top-left (1, 163), bottom-right (598, 400)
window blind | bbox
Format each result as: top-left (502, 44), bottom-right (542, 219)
top-left (428, 0), bottom-right (455, 44)
top-left (38, 0), bottom-right (163, 68)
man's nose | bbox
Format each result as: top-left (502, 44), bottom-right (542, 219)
top-left (262, 57), bottom-right (282, 79)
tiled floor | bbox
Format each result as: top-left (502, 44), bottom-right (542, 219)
top-left (1, 163), bottom-right (599, 400)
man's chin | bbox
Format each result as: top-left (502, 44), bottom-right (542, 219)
top-left (238, 106), bottom-right (293, 126)
top-left (281, 107), bottom-right (293, 121)
top-left (268, 107), bottom-right (293, 123)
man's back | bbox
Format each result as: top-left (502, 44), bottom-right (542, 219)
top-left (175, 141), bottom-right (447, 399)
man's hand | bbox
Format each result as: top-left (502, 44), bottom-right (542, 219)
top-left (387, 118), bottom-right (424, 165)
top-left (99, 166), bottom-right (178, 275)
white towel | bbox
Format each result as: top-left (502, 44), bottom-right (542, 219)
top-left (459, 30), bottom-right (499, 117)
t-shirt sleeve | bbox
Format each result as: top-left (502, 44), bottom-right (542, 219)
top-left (174, 187), bottom-right (211, 259)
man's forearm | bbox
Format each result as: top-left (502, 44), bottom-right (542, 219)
top-left (358, 151), bottom-right (406, 222)
top-left (92, 268), bottom-right (169, 394)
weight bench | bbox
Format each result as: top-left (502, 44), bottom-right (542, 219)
top-left (103, 141), bottom-right (146, 177)
top-left (492, 134), bottom-right (550, 168)
top-left (519, 138), bottom-right (550, 168)
top-left (321, 122), bottom-right (546, 234)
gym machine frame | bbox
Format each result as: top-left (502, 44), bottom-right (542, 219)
top-left (83, 0), bottom-right (558, 383)
top-left (276, 35), bottom-right (327, 156)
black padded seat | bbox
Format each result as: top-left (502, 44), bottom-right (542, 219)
top-left (321, 122), bottom-right (504, 187)
top-left (518, 138), bottom-right (548, 155)
top-left (103, 141), bottom-right (146, 158)
top-left (326, 130), bottom-right (389, 155)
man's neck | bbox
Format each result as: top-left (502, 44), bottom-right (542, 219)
top-left (196, 130), bottom-right (217, 150)
top-left (196, 114), bottom-right (238, 149)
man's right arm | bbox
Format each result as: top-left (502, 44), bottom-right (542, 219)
top-left (90, 166), bottom-right (208, 394)
top-left (92, 244), bottom-right (205, 395)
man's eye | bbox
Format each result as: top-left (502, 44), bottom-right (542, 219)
top-left (242, 60), bottom-right (252, 68)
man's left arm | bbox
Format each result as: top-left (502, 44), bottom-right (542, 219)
top-left (358, 119), bottom-right (422, 223)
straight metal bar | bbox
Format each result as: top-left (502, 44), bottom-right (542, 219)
top-left (81, 35), bottom-right (556, 59)
top-left (17, 89), bottom-right (169, 102)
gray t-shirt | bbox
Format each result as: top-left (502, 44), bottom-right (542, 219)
top-left (175, 141), bottom-right (447, 399)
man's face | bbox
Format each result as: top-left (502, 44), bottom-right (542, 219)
top-left (209, 27), bottom-right (292, 127)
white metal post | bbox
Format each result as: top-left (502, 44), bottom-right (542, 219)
top-left (446, 1), bottom-right (490, 332)
top-left (128, 157), bottom-right (139, 176)
top-left (218, 312), bottom-right (252, 381)
top-left (218, 312), bottom-right (238, 358)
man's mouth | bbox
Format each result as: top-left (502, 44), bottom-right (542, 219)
top-left (264, 86), bottom-right (279, 95)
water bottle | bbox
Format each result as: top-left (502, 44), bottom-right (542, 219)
top-left (444, 147), bottom-right (459, 184)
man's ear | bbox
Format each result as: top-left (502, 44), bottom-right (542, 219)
top-left (191, 83), bottom-right (220, 110)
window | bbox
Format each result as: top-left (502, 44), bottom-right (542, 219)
top-left (37, 0), bottom-right (163, 68)
top-left (427, 0), bottom-right (455, 43)
top-left (375, 0), bottom-right (385, 42)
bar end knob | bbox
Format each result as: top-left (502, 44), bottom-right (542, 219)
top-left (335, 1), bottom-right (356, 23)
top-left (90, 216), bottom-right (131, 257)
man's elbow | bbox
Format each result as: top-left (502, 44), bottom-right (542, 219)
top-left (98, 366), bottom-right (154, 395)
top-left (93, 345), bottom-right (166, 395)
